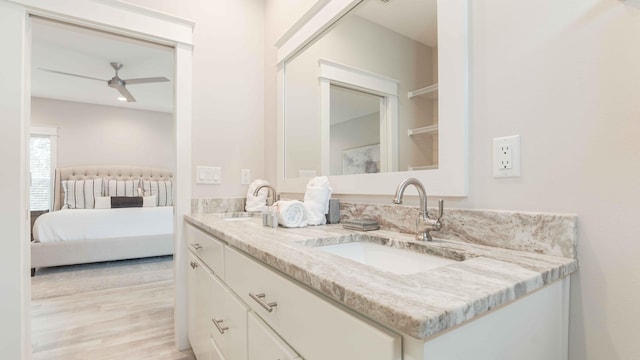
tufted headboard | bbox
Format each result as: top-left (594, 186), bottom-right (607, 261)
top-left (53, 165), bottom-right (173, 211)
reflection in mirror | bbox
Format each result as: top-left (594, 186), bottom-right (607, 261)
top-left (284, 0), bottom-right (438, 179)
top-left (330, 85), bottom-right (381, 176)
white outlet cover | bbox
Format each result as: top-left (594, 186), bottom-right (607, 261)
top-left (240, 169), bottom-right (251, 184)
top-left (493, 135), bottom-right (521, 178)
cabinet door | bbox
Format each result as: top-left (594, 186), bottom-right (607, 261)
top-left (187, 253), bottom-right (213, 360)
top-left (210, 273), bottom-right (248, 360)
top-left (248, 313), bottom-right (301, 360)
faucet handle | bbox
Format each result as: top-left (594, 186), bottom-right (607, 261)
top-left (437, 199), bottom-right (444, 221)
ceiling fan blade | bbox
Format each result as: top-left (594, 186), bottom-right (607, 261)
top-left (38, 68), bottom-right (106, 82)
top-left (114, 85), bottom-right (136, 102)
top-left (123, 77), bottom-right (170, 85)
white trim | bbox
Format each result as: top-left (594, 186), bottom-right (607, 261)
top-left (9, 0), bottom-right (194, 46)
top-left (318, 60), bottom-right (399, 174)
top-left (0, 1), bottom-right (194, 357)
top-left (277, 0), bottom-right (469, 196)
top-left (276, 0), bottom-right (361, 64)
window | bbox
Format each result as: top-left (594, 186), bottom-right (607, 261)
top-left (30, 126), bottom-right (57, 211)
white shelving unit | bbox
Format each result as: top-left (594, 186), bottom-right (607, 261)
top-left (408, 124), bottom-right (439, 136)
top-left (407, 83), bottom-right (439, 171)
top-left (408, 83), bottom-right (438, 99)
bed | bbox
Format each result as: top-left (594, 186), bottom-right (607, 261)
top-left (31, 165), bottom-right (175, 275)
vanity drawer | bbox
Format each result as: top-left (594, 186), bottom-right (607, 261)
top-left (209, 272), bottom-right (249, 360)
top-left (225, 246), bottom-right (401, 360)
top-left (186, 224), bottom-right (225, 278)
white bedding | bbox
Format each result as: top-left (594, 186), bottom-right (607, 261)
top-left (33, 206), bottom-right (174, 243)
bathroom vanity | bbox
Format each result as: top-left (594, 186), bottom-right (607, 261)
top-left (184, 212), bottom-right (577, 360)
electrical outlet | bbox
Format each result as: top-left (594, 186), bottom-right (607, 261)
top-left (240, 169), bottom-right (251, 184)
top-left (493, 135), bottom-right (520, 178)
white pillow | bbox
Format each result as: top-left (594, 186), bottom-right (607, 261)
top-left (104, 178), bottom-right (141, 197)
top-left (94, 196), bottom-right (111, 209)
top-left (142, 180), bottom-right (173, 206)
top-left (62, 178), bottom-right (103, 209)
top-left (143, 195), bottom-right (157, 207)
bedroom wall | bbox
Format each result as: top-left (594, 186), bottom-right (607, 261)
top-left (31, 97), bottom-right (175, 171)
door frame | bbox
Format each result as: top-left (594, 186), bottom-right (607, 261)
top-left (0, 0), bottom-right (194, 357)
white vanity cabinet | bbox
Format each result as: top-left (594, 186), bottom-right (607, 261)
top-left (187, 253), bottom-right (213, 360)
top-left (225, 246), bottom-right (402, 360)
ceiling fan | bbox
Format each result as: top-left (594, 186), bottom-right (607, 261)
top-left (39, 62), bottom-right (169, 103)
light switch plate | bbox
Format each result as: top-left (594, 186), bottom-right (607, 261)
top-left (493, 135), bottom-right (520, 178)
top-left (197, 166), bottom-right (221, 184)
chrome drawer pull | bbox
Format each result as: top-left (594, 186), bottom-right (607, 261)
top-left (189, 261), bottom-right (198, 269)
top-left (249, 292), bottom-right (278, 312)
top-left (190, 243), bottom-right (203, 250)
top-left (212, 318), bottom-right (229, 334)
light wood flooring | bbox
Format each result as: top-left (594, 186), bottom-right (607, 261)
top-left (31, 261), bottom-right (195, 360)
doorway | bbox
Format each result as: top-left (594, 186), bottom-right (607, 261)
top-left (0, 2), bottom-right (193, 357)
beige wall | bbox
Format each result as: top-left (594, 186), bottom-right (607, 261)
top-left (31, 97), bottom-right (175, 170)
top-left (125, 0), bottom-right (265, 197)
top-left (462, 1), bottom-right (640, 358)
top-left (267, 0), bottom-right (640, 358)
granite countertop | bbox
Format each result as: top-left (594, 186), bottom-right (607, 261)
top-left (185, 213), bottom-right (578, 340)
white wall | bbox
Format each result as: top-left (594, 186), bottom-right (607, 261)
top-left (463, 1), bottom-right (640, 358)
top-left (123, 0), bottom-right (265, 197)
top-left (31, 97), bottom-right (175, 170)
top-left (267, 0), bottom-right (640, 358)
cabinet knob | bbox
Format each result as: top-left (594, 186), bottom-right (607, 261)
top-left (189, 261), bottom-right (198, 269)
top-left (212, 318), bottom-right (229, 334)
top-left (249, 292), bottom-right (278, 312)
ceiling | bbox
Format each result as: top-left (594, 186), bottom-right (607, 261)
top-left (31, 17), bottom-right (174, 113)
top-left (355, 0), bottom-right (438, 48)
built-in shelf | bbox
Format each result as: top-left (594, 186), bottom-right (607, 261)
top-left (408, 165), bottom-right (438, 171)
top-left (408, 124), bottom-right (439, 136)
top-left (408, 83), bottom-right (438, 99)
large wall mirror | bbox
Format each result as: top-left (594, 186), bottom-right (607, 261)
top-left (276, 0), bottom-right (468, 196)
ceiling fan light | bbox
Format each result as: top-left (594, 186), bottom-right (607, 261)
top-left (117, 96), bottom-right (127, 102)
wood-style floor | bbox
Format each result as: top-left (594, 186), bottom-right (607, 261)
top-left (32, 276), bottom-right (195, 359)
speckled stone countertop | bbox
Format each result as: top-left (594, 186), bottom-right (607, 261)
top-left (185, 213), bottom-right (578, 340)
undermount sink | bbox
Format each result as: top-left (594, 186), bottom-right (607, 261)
top-left (307, 235), bottom-right (459, 275)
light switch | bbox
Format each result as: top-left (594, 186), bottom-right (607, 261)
top-left (197, 166), bottom-right (221, 184)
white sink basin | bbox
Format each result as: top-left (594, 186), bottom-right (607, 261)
top-left (317, 241), bottom-right (457, 275)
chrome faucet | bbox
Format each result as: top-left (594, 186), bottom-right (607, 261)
top-left (393, 178), bottom-right (443, 241)
top-left (253, 185), bottom-right (279, 206)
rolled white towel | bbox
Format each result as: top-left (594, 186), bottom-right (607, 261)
top-left (303, 176), bottom-right (333, 225)
top-left (246, 179), bottom-right (269, 212)
top-left (274, 200), bottom-right (308, 228)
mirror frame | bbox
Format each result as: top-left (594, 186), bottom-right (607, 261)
top-left (276, 0), bottom-right (468, 196)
